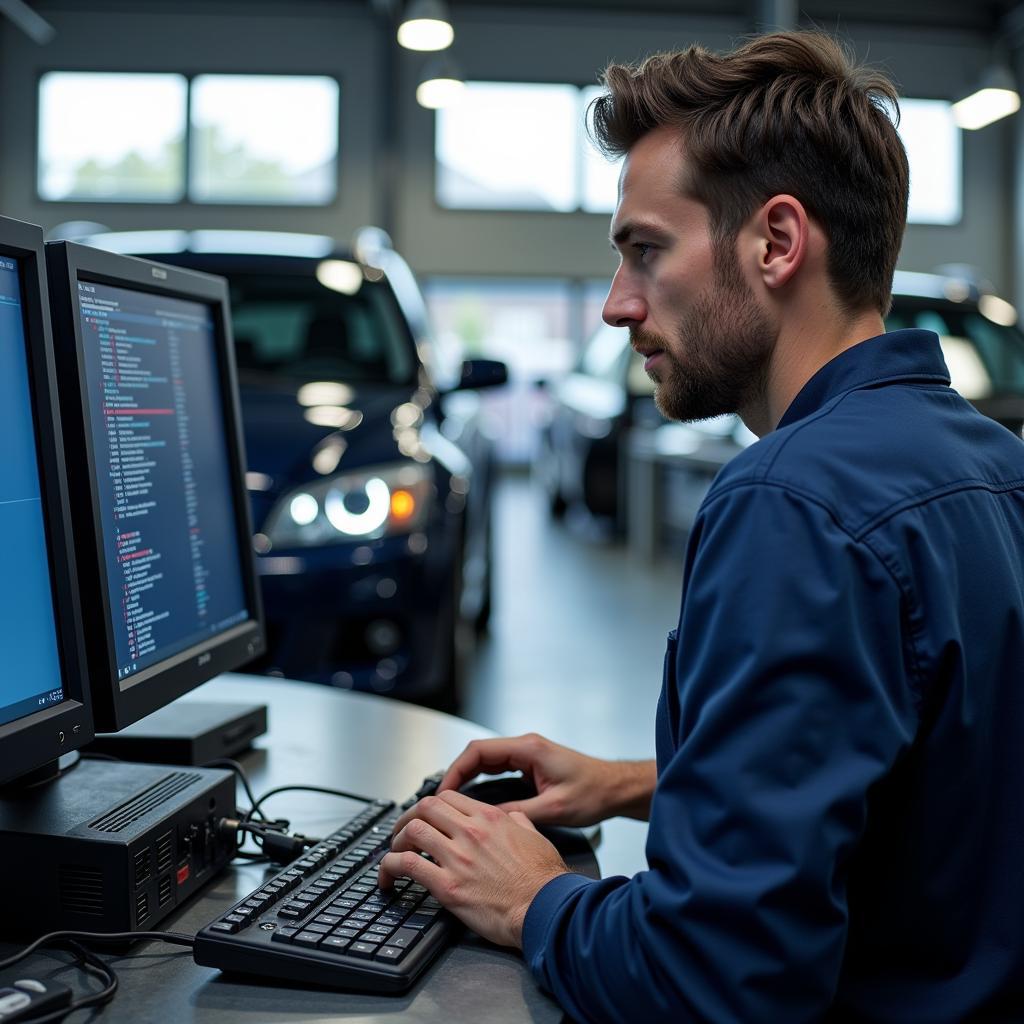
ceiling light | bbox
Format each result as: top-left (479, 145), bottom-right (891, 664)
top-left (397, 0), bottom-right (454, 52)
top-left (416, 58), bottom-right (465, 110)
top-left (952, 66), bottom-right (1020, 130)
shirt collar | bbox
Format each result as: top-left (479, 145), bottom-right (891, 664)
top-left (777, 330), bottom-right (951, 431)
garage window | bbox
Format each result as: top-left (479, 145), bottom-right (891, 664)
top-left (436, 83), bottom-right (961, 225)
top-left (38, 72), bottom-right (187, 202)
top-left (190, 75), bottom-right (339, 205)
top-left (37, 72), bottom-right (339, 206)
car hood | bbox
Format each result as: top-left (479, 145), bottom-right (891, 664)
top-left (238, 376), bottom-right (423, 518)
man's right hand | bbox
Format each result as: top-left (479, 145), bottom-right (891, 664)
top-left (435, 733), bottom-right (656, 827)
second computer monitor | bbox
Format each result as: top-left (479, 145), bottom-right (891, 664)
top-left (46, 242), bottom-right (265, 732)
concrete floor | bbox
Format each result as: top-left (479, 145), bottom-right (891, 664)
top-left (460, 471), bottom-right (685, 876)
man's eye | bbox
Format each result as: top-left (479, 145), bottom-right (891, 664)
top-left (634, 243), bottom-right (653, 261)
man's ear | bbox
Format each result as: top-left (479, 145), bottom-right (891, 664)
top-left (755, 195), bottom-right (809, 291)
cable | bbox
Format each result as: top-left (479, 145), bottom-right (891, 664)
top-left (0, 930), bottom-right (194, 1024)
top-left (0, 929), bottom-right (195, 971)
top-left (202, 758), bottom-right (263, 820)
top-left (244, 784), bottom-right (375, 826)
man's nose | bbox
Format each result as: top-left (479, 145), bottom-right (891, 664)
top-left (602, 272), bottom-right (645, 328)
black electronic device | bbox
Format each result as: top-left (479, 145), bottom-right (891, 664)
top-left (89, 700), bottom-right (268, 766)
top-left (193, 787), bottom-right (456, 993)
top-left (0, 759), bottom-right (234, 935)
top-left (44, 240), bottom-right (265, 734)
top-left (0, 215), bottom-right (93, 787)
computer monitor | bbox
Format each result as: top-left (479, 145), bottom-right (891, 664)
top-left (45, 241), bottom-right (265, 733)
top-left (0, 217), bottom-right (93, 786)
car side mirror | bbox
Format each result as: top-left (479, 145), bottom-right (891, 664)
top-left (456, 358), bottom-right (508, 391)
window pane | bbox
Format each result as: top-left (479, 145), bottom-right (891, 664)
top-left (896, 98), bottom-right (961, 225)
top-left (38, 72), bottom-right (186, 202)
top-left (190, 75), bottom-right (339, 204)
top-left (581, 86), bottom-right (621, 213)
top-left (436, 83), bottom-right (578, 211)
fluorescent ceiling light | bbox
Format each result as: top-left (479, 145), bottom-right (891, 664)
top-left (416, 58), bottom-right (465, 110)
top-left (952, 67), bottom-right (1020, 130)
top-left (398, 0), bottom-right (453, 52)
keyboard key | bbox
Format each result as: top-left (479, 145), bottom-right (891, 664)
top-left (321, 936), bottom-right (351, 953)
top-left (376, 914), bottom-right (404, 928)
top-left (375, 945), bottom-right (406, 962)
top-left (271, 927), bottom-right (299, 943)
top-left (366, 924), bottom-right (393, 936)
top-left (314, 913), bottom-right (342, 926)
top-left (403, 915), bottom-right (435, 930)
top-left (332, 899), bottom-right (359, 910)
top-left (348, 942), bottom-right (378, 959)
top-left (349, 911), bottom-right (376, 923)
top-left (306, 923), bottom-right (332, 934)
top-left (388, 928), bottom-right (421, 949)
top-left (224, 913), bottom-right (248, 925)
top-left (293, 931), bottom-right (324, 948)
top-left (208, 921), bottom-right (238, 934)
top-left (357, 932), bottom-right (385, 946)
top-left (333, 927), bottom-right (360, 939)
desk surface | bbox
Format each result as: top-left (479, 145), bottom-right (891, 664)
top-left (8, 674), bottom-right (632, 1023)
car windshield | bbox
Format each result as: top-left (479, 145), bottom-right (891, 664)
top-left (886, 300), bottom-right (1024, 398)
top-left (227, 274), bottom-right (418, 385)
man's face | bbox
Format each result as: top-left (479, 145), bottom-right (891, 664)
top-left (604, 127), bottom-right (776, 423)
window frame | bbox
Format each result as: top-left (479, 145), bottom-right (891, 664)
top-left (35, 69), bottom-right (343, 208)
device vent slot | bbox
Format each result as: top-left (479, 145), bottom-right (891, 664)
top-left (133, 848), bottom-right (151, 887)
top-left (158, 875), bottom-right (173, 908)
top-left (156, 831), bottom-right (174, 873)
top-left (59, 866), bottom-right (104, 917)
top-left (136, 891), bottom-right (149, 925)
top-left (87, 772), bottom-right (202, 833)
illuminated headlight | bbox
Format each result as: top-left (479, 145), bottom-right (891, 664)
top-left (263, 463), bottom-right (433, 548)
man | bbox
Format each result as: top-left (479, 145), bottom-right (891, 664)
top-left (380, 31), bottom-right (1024, 1022)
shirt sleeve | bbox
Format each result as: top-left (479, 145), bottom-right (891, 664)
top-left (522, 482), bottom-right (921, 1023)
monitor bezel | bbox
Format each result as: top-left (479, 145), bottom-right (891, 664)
top-left (45, 240), bottom-right (265, 733)
top-left (0, 217), bottom-right (94, 785)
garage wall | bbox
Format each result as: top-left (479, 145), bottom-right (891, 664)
top-left (0, 2), bottom-right (383, 238)
top-left (0, 2), bottom-right (1015, 298)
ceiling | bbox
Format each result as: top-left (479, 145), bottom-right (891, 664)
top-left (23, 0), bottom-right (1024, 36)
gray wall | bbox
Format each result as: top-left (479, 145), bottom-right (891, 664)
top-left (0, 2), bottom-right (1015, 297)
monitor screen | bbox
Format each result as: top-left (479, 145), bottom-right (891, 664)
top-left (76, 279), bottom-right (251, 688)
top-left (45, 240), bottom-right (264, 732)
top-left (0, 255), bottom-right (67, 730)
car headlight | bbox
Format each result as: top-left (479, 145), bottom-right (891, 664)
top-left (262, 462), bottom-right (433, 548)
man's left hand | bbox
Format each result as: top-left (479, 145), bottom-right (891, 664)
top-left (378, 790), bottom-right (570, 949)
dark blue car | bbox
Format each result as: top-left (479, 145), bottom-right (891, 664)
top-left (69, 228), bottom-right (506, 709)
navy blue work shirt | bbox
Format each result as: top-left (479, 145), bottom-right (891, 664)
top-left (522, 330), bottom-right (1024, 1022)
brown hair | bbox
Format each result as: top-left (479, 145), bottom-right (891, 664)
top-left (590, 32), bottom-right (909, 315)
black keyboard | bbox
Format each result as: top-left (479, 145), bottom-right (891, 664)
top-left (193, 783), bottom-right (454, 993)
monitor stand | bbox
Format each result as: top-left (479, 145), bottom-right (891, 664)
top-left (87, 699), bottom-right (268, 766)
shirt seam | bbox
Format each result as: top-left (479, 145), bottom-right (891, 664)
top-left (699, 479), bottom-right (928, 703)
top-left (853, 477), bottom-right (1024, 537)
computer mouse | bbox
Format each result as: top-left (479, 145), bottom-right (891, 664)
top-left (459, 773), bottom-right (538, 806)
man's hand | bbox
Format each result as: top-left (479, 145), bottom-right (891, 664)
top-left (433, 733), bottom-right (656, 827)
top-left (378, 790), bottom-right (569, 949)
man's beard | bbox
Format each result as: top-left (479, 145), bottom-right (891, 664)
top-left (633, 247), bottom-right (775, 423)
